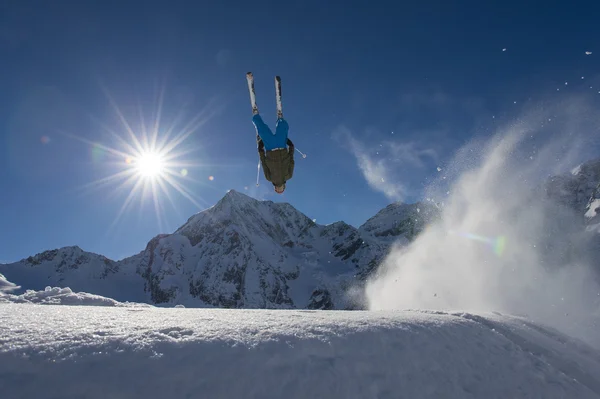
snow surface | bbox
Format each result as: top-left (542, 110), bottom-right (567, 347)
top-left (1, 305), bottom-right (600, 399)
top-left (0, 285), bottom-right (153, 307)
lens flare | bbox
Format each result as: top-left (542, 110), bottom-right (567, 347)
top-left (493, 235), bottom-right (506, 256)
top-left (91, 143), bottom-right (106, 162)
top-left (449, 230), bottom-right (507, 257)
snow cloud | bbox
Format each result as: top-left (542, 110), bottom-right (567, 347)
top-left (365, 95), bottom-right (600, 348)
top-left (334, 126), bottom-right (437, 202)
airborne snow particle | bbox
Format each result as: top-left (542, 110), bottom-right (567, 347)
top-left (565, 82), bottom-right (568, 85)
top-left (586, 51), bottom-right (592, 55)
top-left (502, 48), bottom-right (507, 51)
top-left (181, 169), bottom-right (188, 176)
top-left (208, 176), bottom-right (214, 181)
top-left (437, 167), bottom-right (442, 172)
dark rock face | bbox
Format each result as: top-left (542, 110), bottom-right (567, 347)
top-left (307, 289), bottom-right (334, 310)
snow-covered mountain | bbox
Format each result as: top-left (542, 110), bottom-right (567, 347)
top-left (0, 190), bottom-right (440, 309)
top-left (546, 158), bottom-right (600, 219)
top-left (4, 156), bottom-right (600, 309)
top-left (540, 158), bottom-right (600, 268)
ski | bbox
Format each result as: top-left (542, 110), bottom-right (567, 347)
top-left (246, 72), bottom-right (258, 115)
top-left (246, 72), bottom-right (262, 150)
top-left (275, 75), bottom-right (283, 119)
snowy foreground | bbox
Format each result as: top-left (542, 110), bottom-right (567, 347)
top-left (1, 305), bottom-right (600, 399)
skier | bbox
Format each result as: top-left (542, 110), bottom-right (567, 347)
top-left (253, 113), bottom-right (295, 194)
top-left (246, 72), bottom-right (295, 194)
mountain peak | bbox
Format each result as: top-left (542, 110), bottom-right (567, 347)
top-left (359, 201), bottom-right (441, 241)
top-left (570, 158), bottom-right (600, 177)
top-left (222, 189), bottom-right (251, 201)
top-left (214, 189), bottom-right (262, 209)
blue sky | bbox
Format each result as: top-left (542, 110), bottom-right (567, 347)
top-left (2, 0), bottom-right (600, 262)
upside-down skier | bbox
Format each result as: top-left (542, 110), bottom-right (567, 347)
top-left (247, 73), bottom-right (295, 194)
top-left (253, 114), bottom-right (294, 194)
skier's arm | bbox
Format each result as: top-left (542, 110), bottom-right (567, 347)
top-left (287, 139), bottom-right (295, 160)
top-left (288, 156), bottom-right (295, 180)
top-left (287, 139), bottom-right (295, 179)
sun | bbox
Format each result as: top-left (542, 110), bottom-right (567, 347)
top-left (66, 82), bottom-right (220, 234)
top-left (134, 151), bottom-right (166, 179)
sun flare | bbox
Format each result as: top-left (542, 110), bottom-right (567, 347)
top-left (134, 151), bottom-right (166, 178)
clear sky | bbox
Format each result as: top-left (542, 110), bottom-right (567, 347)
top-left (2, 0), bottom-right (600, 262)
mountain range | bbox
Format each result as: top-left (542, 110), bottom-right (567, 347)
top-left (2, 157), bottom-right (600, 309)
top-left (0, 188), bottom-right (440, 309)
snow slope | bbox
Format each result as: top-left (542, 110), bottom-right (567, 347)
top-left (1, 304), bottom-right (599, 398)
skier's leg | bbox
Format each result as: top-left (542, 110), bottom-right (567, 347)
top-left (272, 118), bottom-right (289, 149)
top-left (252, 114), bottom-right (276, 150)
